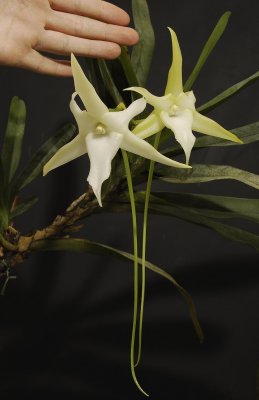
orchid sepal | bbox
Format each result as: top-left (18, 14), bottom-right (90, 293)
top-left (165, 27), bottom-right (183, 96)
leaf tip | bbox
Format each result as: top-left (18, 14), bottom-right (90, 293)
top-left (224, 10), bottom-right (232, 18)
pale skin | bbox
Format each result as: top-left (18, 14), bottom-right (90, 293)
top-left (0, 0), bottom-right (139, 76)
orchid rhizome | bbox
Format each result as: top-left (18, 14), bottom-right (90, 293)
top-left (1, 0), bottom-right (259, 397)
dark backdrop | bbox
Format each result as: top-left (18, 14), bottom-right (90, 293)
top-left (0, 1), bottom-right (259, 399)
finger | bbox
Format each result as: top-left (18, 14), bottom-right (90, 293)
top-left (49, 0), bottom-right (130, 26)
top-left (36, 30), bottom-right (121, 59)
top-left (21, 50), bottom-right (72, 77)
top-left (46, 10), bottom-right (139, 46)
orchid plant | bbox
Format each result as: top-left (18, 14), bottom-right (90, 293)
top-left (1, 0), bottom-right (259, 397)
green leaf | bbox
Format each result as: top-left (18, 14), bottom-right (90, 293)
top-left (97, 59), bottom-right (124, 105)
top-left (131, 0), bottom-right (155, 86)
top-left (146, 201), bottom-right (259, 252)
top-left (162, 205), bottom-right (259, 251)
top-left (119, 46), bottom-right (149, 106)
top-left (104, 193), bottom-right (259, 253)
top-left (32, 237), bottom-right (204, 343)
top-left (0, 157), bottom-right (9, 232)
top-left (119, 46), bottom-right (140, 88)
top-left (155, 163), bottom-right (259, 190)
top-left (197, 71), bottom-right (259, 114)
top-left (184, 12), bottom-right (231, 91)
top-left (0, 158), bottom-right (4, 204)
top-left (84, 57), bottom-right (100, 91)
top-left (102, 192), bottom-right (243, 220)
top-left (13, 123), bottom-right (76, 191)
top-left (1, 97), bottom-right (26, 185)
top-left (146, 192), bottom-right (259, 223)
top-left (10, 196), bottom-right (38, 218)
top-left (0, 207), bottom-right (9, 234)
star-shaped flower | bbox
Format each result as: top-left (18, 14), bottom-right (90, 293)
top-left (127, 28), bottom-right (242, 164)
top-left (43, 54), bottom-right (189, 206)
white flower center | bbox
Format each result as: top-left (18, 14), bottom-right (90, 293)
top-left (168, 104), bottom-right (180, 117)
top-left (95, 123), bottom-right (107, 135)
top-left (167, 91), bottom-right (196, 117)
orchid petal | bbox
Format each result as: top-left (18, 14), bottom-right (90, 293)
top-left (101, 98), bottom-right (146, 133)
top-left (43, 135), bottom-right (87, 176)
top-left (70, 93), bottom-right (96, 135)
top-left (165, 28), bottom-right (183, 96)
top-left (71, 54), bottom-right (108, 118)
top-left (121, 130), bottom-right (190, 169)
top-left (192, 111), bottom-right (243, 143)
top-left (86, 131), bottom-right (123, 206)
top-left (133, 111), bottom-right (165, 139)
top-left (177, 91), bottom-right (196, 110)
top-left (160, 109), bottom-right (195, 164)
top-left (125, 87), bottom-right (173, 110)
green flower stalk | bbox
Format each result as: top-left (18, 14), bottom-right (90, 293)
top-left (43, 54), bottom-right (189, 206)
top-left (127, 28), bottom-right (242, 164)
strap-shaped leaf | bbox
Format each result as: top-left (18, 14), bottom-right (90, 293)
top-left (151, 203), bottom-right (259, 252)
top-left (119, 46), bottom-right (140, 87)
top-left (146, 192), bottom-right (259, 223)
top-left (119, 47), bottom-right (143, 104)
top-left (104, 191), bottom-right (259, 223)
top-left (84, 57), bottom-right (100, 92)
top-left (97, 59), bottom-right (124, 105)
top-left (32, 237), bottom-right (203, 342)
top-left (0, 159), bottom-right (8, 233)
top-left (155, 163), bottom-right (259, 190)
top-left (105, 193), bottom-right (259, 252)
top-left (197, 71), bottom-right (259, 114)
top-left (147, 200), bottom-right (259, 252)
top-left (0, 207), bottom-right (9, 234)
top-left (0, 158), bottom-right (4, 204)
top-left (13, 123), bottom-right (76, 192)
top-left (131, 0), bottom-right (155, 86)
top-left (1, 97), bottom-right (26, 185)
top-left (10, 196), bottom-right (38, 218)
top-left (184, 12), bottom-right (231, 91)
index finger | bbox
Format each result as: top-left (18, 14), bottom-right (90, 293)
top-left (49, 0), bottom-right (131, 26)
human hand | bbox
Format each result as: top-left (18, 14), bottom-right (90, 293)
top-left (0, 0), bottom-right (138, 76)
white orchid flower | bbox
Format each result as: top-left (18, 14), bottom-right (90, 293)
top-left (127, 28), bottom-right (242, 164)
top-left (43, 54), bottom-right (189, 206)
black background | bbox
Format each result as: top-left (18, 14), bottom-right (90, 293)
top-left (0, 0), bottom-right (259, 399)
